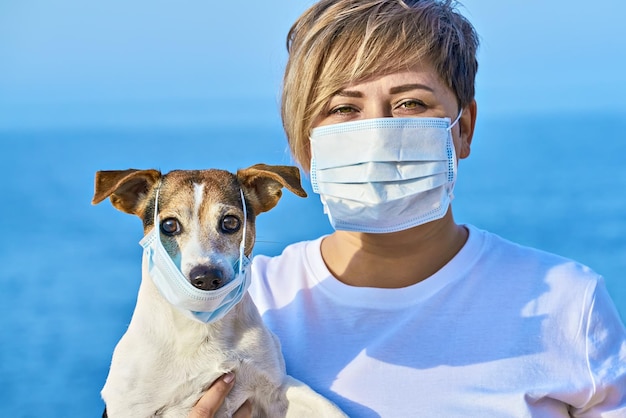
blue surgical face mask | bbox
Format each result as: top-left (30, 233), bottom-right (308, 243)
top-left (310, 110), bottom-right (462, 233)
top-left (139, 188), bottom-right (251, 324)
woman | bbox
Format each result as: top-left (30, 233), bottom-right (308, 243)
top-left (191, 0), bottom-right (626, 416)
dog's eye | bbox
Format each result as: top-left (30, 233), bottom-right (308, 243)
top-left (161, 218), bottom-right (182, 236)
top-left (221, 215), bottom-right (241, 233)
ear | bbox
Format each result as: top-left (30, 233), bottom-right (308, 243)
top-left (236, 164), bottom-right (307, 215)
top-left (458, 99), bottom-right (477, 159)
top-left (92, 169), bottom-right (162, 216)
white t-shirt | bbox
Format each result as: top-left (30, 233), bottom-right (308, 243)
top-left (249, 225), bottom-right (626, 417)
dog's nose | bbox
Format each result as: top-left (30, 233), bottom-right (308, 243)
top-left (189, 266), bottom-right (225, 290)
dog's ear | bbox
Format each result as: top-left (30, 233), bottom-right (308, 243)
top-left (237, 164), bottom-right (307, 214)
top-left (92, 169), bottom-right (162, 216)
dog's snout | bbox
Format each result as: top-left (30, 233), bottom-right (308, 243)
top-left (189, 266), bottom-right (225, 291)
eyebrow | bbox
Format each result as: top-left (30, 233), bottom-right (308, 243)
top-left (389, 83), bottom-right (434, 94)
top-left (335, 90), bottom-right (363, 98)
top-left (335, 83), bottom-right (434, 98)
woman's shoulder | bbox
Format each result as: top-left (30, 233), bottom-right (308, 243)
top-left (466, 224), bottom-right (604, 291)
top-left (470, 224), bottom-right (594, 265)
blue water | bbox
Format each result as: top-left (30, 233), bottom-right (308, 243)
top-left (1, 113), bottom-right (625, 417)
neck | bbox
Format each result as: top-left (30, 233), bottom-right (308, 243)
top-left (135, 274), bottom-right (257, 351)
top-left (320, 209), bottom-right (468, 288)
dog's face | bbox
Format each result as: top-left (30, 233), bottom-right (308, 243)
top-left (150, 169), bottom-right (252, 290)
top-left (92, 164), bottom-right (307, 291)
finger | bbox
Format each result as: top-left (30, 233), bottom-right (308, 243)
top-left (233, 400), bottom-right (253, 418)
top-left (188, 373), bottom-right (235, 418)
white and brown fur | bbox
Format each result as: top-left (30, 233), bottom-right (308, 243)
top-left (92, 164), bottom-right (346, 418)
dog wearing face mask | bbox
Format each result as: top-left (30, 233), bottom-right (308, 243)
top-left (93, 164), bottom-right (347, 418)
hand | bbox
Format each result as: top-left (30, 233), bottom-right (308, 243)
top-left (188, 373), bottom-right (252, 418)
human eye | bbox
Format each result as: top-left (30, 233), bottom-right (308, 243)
top-left (316, 103), bottom-right (361, 125)
top-left (395, 99), bottom-right (427, 113)
top-left (315, 92), bottom-right (363, 126)
top-left (329, 104), bottom-right (358, 115)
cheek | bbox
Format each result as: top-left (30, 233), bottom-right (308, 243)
top-left (244, 224), bottom-right (256, 254)
top-left (161, 236), bottom-right (182, 267)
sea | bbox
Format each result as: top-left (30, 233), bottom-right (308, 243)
top-left (1, 112), bottom-right (625, 417)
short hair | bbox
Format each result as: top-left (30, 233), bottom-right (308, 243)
top-left (281, 0), bottom-right (480, 171)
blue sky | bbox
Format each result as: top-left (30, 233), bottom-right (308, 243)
top-left (0, 0), bottom-right (624, 129)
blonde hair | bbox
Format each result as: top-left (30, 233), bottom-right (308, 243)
top-left (281, 0), bottom-right (479, 171)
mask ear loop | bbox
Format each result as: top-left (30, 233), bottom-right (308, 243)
top-left (444, 110), bottom-right (462, 201)
top-left (153, 184), bottom-right (162, 230)
top-left (446, 108), bottom-right (463, 132)
top-left (238, 189), bottom-right (247, 276)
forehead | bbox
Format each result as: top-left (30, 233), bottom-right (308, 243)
top-left (337, 65), bottom-right (453, 100)
top-left (159, 169), bottom-right (241, 207)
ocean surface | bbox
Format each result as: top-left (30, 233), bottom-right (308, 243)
top-left (1, 112), bottom-right (625, 417)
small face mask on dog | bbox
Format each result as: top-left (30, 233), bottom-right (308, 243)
top-left (139, 188), bottom-right (251, 324)
top-left (310, 111), bottom-right (462, 233)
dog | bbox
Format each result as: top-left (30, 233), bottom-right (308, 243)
top-left (92, 164), bottom-right (347, 417)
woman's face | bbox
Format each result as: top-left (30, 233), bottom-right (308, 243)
top-left (313, 63), bottom-right (475, 160)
